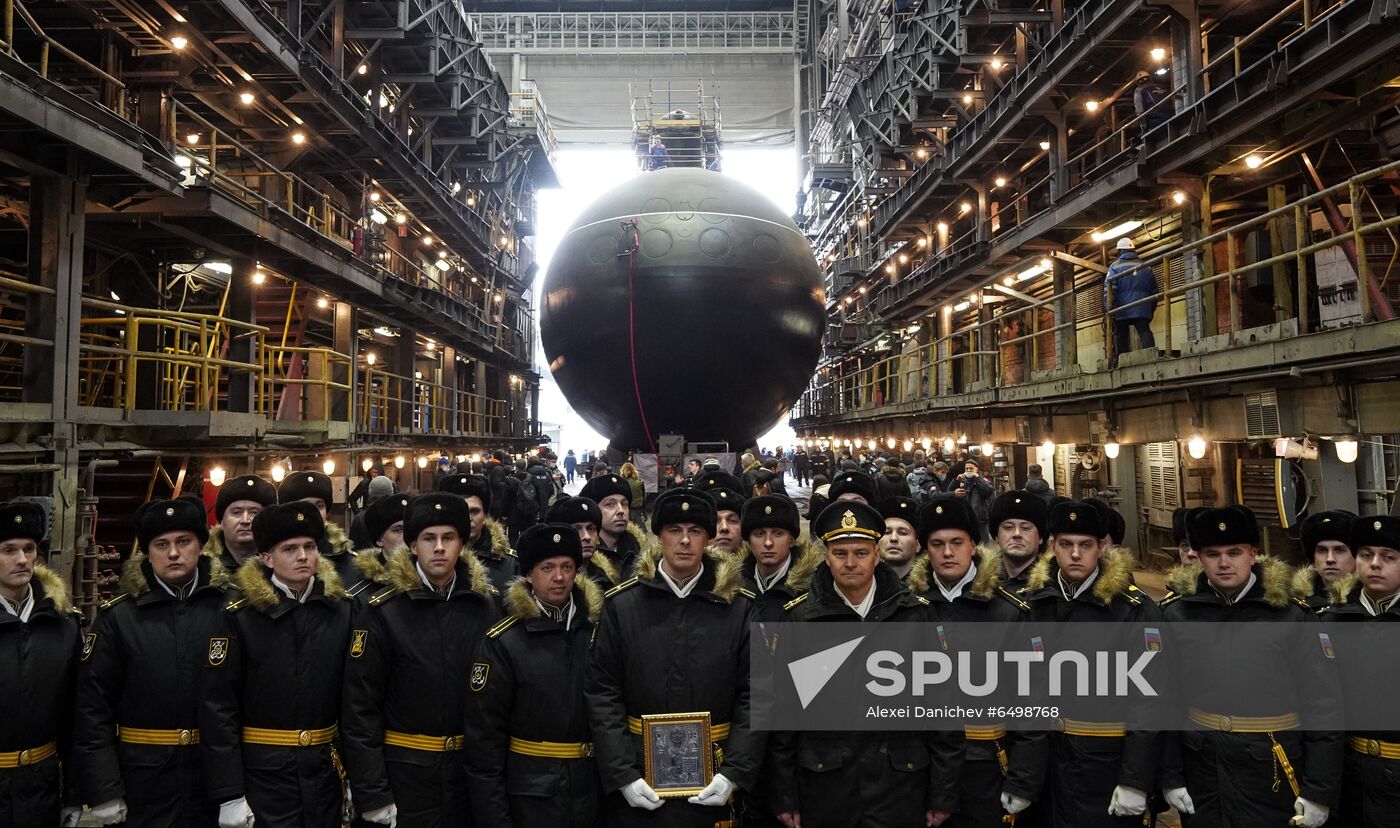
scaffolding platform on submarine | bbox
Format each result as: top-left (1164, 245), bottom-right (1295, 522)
top-left (631, 79), bottom-right (723, 172)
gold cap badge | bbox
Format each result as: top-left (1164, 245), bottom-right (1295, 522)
top-left (681, 502), bottom-right (690, 511)
top-left (247, 479), bottom-right (255, 486)
top-left (296, 513), bottom-right (305, 521)
top-left (1218, 521), bottom-right (1228, 531)
top-left (435, 503), bottom-right (443, 510)
top-left (765, 505), bottom-right (773, 514)
top-left (840, 510), bottom-right (857, 529)
top-left (1070, 511), bottom-right (1078, 520)
top-left (165, 507), bottom-right (175, 516)
top-left (553, 533), bottom-right (561, 542)
top-left (935, 506), bottom-right (944, 514)
top-left (307, 475), bottom-right (314, 482)
top-left (1376, 521), bottom-right (1384, 530)
top-left (12, 515), bottom-right (20, 523)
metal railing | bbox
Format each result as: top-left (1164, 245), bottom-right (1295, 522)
top-left (262, 346), bottom-right (353, 422)
top-left (795, 159), bottom-right (1400, 423)
top-left (78, 301), bottom-right (268, 413)
top-left (1, 0), bottom-right (129, 118)
top-left (358, 367), bottom-right (507, 437)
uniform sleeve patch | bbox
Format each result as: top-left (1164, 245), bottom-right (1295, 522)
top-left (81, 632), bottom-right (97, 662)
top-left (208, 637), bottom-right (229, 666)
top-left (1319, 632), bottom-right (1335, 659)
top-left (350, 629), bottom-right (368, 659)
top-left (470, 662), bottom-right (490, 692)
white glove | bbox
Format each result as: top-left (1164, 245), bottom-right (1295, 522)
top-left (363, 803), bottom-right (398, 827)
top-left (1290, 797), bottom-right (1329, 827)
top-left (688, 773), bottom-right (734, 806)
top-left (999, 791), bottom-right (1031, 814)
top-left (1164, 787), bottom-right (1195, 815)
top-left (90, 799), bottom-right (128, 825)
top-left (1108, 785), bottom-right (1147, 816)
top-left (621, 778), bottom-right (664, 810)
top-left (59, 806), bottom-right (82, 828)
top-left (219, 797), bottom-right (255, 828)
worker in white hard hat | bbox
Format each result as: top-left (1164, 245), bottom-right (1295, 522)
top-left (1103, 236), bottom-right (1160, 369)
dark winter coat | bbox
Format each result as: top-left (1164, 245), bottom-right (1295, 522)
top-left (585, 545), bottom-right (763, 828)
top-left (471, 518), bottom-right (520, 596)
top-left (463, 578), bottom-right (605, 828)
top-left (907, 549), bottom-right (1048, 824)
top-left (770, 562), bottom-right (964, 827)
top-left (1103, 251), bottom-right (1159, 321)
top-left (199, 558), bottom-right (352, 828)
top-left (75, 554), bottom-right (229, 827)
top-left (1021, 549), bottom-right (1163, 826)
top-left (0, 565), bottom-right (81, 827)
top-left (341, 550), bottom-right (500, 827)
top-left (1158, 559), bottom-right (1343, 826)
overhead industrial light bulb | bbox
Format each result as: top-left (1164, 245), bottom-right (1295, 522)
top-left (322, 458), bottom-right (336, 475)
top-left (1187, 434), bottom-right (1208, 459)
top-left (208, 465), bottom-right (226, 488)
top-left (1334, 438), bottom-right (1359, 464)
top-left (1104, 441), bottom-right (1121, 459)
top-left (270, 462), bottom-right (287, 483)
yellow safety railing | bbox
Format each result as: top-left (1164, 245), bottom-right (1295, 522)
top-left (77, 299), bottom-right (268, 414)
top-left (173, 102), bottom-right (357, 248)
top-left (261, 346), bottom-right (353, 422)
top-left (795, 159), bottom-right (1400, 422)
top-left (358, 366), bottom-right (508, 437)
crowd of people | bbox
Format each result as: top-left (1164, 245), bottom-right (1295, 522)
top-left (0, 452), bottom-right (1394, 828)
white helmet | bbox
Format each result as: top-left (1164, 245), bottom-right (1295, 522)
top-left (1116, 237), bottom-right (1136, 251)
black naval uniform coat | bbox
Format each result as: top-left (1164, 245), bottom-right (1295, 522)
top-left (1020, 549), bottom-right (1163, 827)
top-left (581, 548), bottom-right (627, 592)
top-left (463, 579), bottom-right (605, 828)
top-left (74, 554), bottom-right (228, 827)
top-left (323, 522), bottom-right (361, 587)
top-left (471, 519), bottom-right (520, 595)
top-left (770, 562), bottom-right (965, 828)
top-left (200, 558), bottom-right (352, 828)
top-left (907, 551), bottom-right (1048, 828)
top-left (0, 565), bottom-right (80, 828)
top-left (595, 523), bottom-right (646, 583)
top-left (1291, 565), bottom-right (1332, 613)
top-left (1158, 559), bottom-right (1343, 828)
top-left (585, 546), bottom-right (765, 828)
top-left (341, 552), bottom-right (500, 828)
top-left (346, 547), bottom-right (403, 605)
top-left (1320, 578), bottom-right (1400, 828)
top-left (737, 539), bottom-right (821, 624)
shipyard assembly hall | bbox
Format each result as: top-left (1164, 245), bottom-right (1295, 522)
top-left (0, 0), bottom-right (1399, 825)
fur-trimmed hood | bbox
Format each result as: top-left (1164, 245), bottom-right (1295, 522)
top-left (352, 546), bottom-right (403, 586)
top-left (585, 549), bottom-right (622, 585)
top-left (31, 564), bottom-right (73, 615)
top-left (502, 576), bottom-right (604, 624)
top-left (737, 537), bottom-right (823, 593)
top-left (1326, 572), bottom-right (1362, 605)
top-left (636, 543), bottom-right (744, 603)
top-left (325, 521), bottom-right (354, 555)
top-left (233, 555), bottom-right (348, 611)
top-left (1025, 545), bottom-right (1136, 606)
top-left (472, 518), bottom-right (511, 560)
top-left (120, 552), bottom-right (230, 598)
top-left (1162, 555), bottom-right (1294, 608)
top-left (1165, 563), bottom-right (1202, 596)
top-left (204, 524), bottom-right (229, 558)
top-left (1288, 566), bottom-right (1321, 599)
top-left (907, 545), bottom-right (1006, 600)
top-left (623, 522), bottom-right (648, 551)
top-left (384, 548), bottom-right (497, 600)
